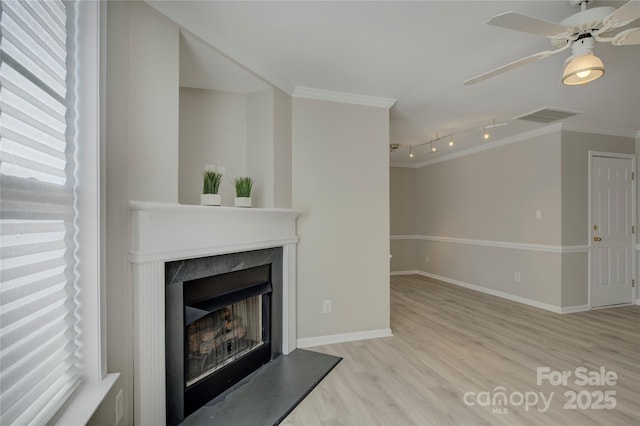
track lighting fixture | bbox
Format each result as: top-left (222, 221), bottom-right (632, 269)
top-left (390, 118), bottom-right (508, 157)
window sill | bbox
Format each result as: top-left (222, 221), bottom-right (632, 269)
top-left (54, 373), bottom-right (120, 425)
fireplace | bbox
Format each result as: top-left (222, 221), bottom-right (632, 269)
top-left (129, 202), bottom-right (300, 425)
top-left (165, 248), bottom-right (283, 425)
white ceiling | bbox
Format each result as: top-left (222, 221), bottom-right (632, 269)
top-left (151, 0), bottom-right (640, 164)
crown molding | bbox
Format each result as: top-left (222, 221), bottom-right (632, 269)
top-left (560, 123), bottom-right (639, 139)
top-left (293, 86), bottom-right (396, 109)
top-left (389, 122), bottom-right (640, 169)
top-left (392, 123), bottom-right (563, 169)
top-left (391, 122), bottom-right (640, 169)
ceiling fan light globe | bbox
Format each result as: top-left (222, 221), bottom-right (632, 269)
top-left (562, 52), bottom-right (605, 85)
top-left (576, 69), bottom-right (591, 78)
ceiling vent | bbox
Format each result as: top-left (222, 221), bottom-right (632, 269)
top-left (514, 107), bottom-right (582, 123)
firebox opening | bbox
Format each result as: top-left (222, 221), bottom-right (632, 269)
top-left (165, 248), bottom-right (283, 426)
top-left (182, 264), bottom-right (273, 419)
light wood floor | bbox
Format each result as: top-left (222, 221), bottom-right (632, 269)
top-left (282, 274), bottom-right (640, 426)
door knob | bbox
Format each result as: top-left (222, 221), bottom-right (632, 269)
top-left (594, 237), bottom-right (602, 242)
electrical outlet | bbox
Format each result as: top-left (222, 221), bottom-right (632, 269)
top-left (322, 299), bottom-right (332, 314)
top-left (515, 272), bottom-right (521, 282)
top-left (425, 255), bottom-right (430, 263)
top-left (115, 388), bottom-right (123, 425)
top-left (536, 210), bottom-right (542, 220)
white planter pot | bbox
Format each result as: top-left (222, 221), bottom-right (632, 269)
top-left (234, 197), bottom-right (252, 208)
top-left (200, 193), bottom-right (221, 206)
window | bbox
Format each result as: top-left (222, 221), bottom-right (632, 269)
top-left (0, 1), bottom-right (103, 423)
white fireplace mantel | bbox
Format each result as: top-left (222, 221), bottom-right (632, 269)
top-left (129, 201), bottom-right (301, 425)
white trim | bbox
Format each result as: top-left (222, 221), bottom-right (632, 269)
top-left (297, 328), bottom-right (393, 348)
top-left (76, 0), bottom-right (106, 382)
top-left (589, 150), bottom-right (638, 160)
top-left (390, 235), bottom-right (589, 253)
top-left (391, 270), bottom-right (587, 314)
top-left (55, 3), bottom-right (118, 425)
top-left (559, 304), bottom-right (591, 314)
top-left (390, 269), bottom-right (421, 276)
top-left (293, 86), bottom-right (396, 109)
top-left (390, 122), bottom-right (639, 169)
top-left (588, 151), bottom-right (636, 309)
top-left (54, 373), bottom-right (119, 425)
top-left (129, 237), bottom-right (299, 263)
top-left (129, 204), bottom-right (300, 424)
top-left (128, 201), bottom-right (301, 215)
top-left (562, 124), bottom-right (639, 139)
top-left (390, 123), bottom-right (562, 168)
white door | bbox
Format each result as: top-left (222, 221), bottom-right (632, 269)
top-left (590, 155), bottom-right (635, 308)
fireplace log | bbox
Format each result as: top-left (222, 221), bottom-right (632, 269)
top-left (199, 326), bottom-right (247, 354)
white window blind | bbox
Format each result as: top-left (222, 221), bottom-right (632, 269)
top-left (0, 0), bottom-right (82, 424)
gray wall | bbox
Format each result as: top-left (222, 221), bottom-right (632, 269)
top-left (412, 131), bottom-right (563, 306)
top-left (247, 89), bottom-right (274, 208)
top-left (178, 87), bottom-right (292, 208)
top-left (414, 132), bottom-right (562, 244)
top-left (293, 98), bottom-right (391, 339)
top-left (179, 88), bottom-right (248, 205)
top-left (98, 2), bottom-right (181, 424)
top-left (389, 167), bottom-right (417, 235)
top-left (389, 167), bottom-right (418, 272)
top-left (273, 88), bottom-right (293, 208)
top-left (390, 128), bottom-right (636, 309)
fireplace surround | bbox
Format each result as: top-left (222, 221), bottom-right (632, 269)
top-left (129, 202), bottom-right (300, 425)
top-left (165, 248), bottom-right (283, 425)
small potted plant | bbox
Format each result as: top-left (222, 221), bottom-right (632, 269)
top-left (201, 170), bottom-right (223, 206)
top-left (234, 177), bottom-right (253, 208)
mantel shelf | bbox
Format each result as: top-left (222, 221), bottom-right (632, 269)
top-left (129, 201), bottom-right (302, 216)
top-left (129, 201), bottom-right (301, 264)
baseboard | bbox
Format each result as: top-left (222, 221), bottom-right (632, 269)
top-left (391, 270), bottom-right (587, 314)
top-left (297, 328), bottom-right (393, 348)
top-left (559, 304), bottom-right (590, 314)
top-left (390, 270), bottom-right (421, 276)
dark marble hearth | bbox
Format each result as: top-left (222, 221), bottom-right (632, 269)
top-left (181, 349), bottom-right (342, 426)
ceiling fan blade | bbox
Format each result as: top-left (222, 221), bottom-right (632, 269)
top-left (612, 27), bottom-right (640, 45)
top-left (603, 0), bottom-right (640, 29)
top-left (463, 48), bottom-right (565, 86)
top-left (487, 11), bottom-right (569, 37)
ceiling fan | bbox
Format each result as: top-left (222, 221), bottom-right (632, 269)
top-left (464, 0), bottom-right (640, 86)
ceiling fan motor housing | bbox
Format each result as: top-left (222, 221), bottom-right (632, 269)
top-left (572, 33), bottom-right (596, 55)
top-left (567, 0), bottom-right (591, 8)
